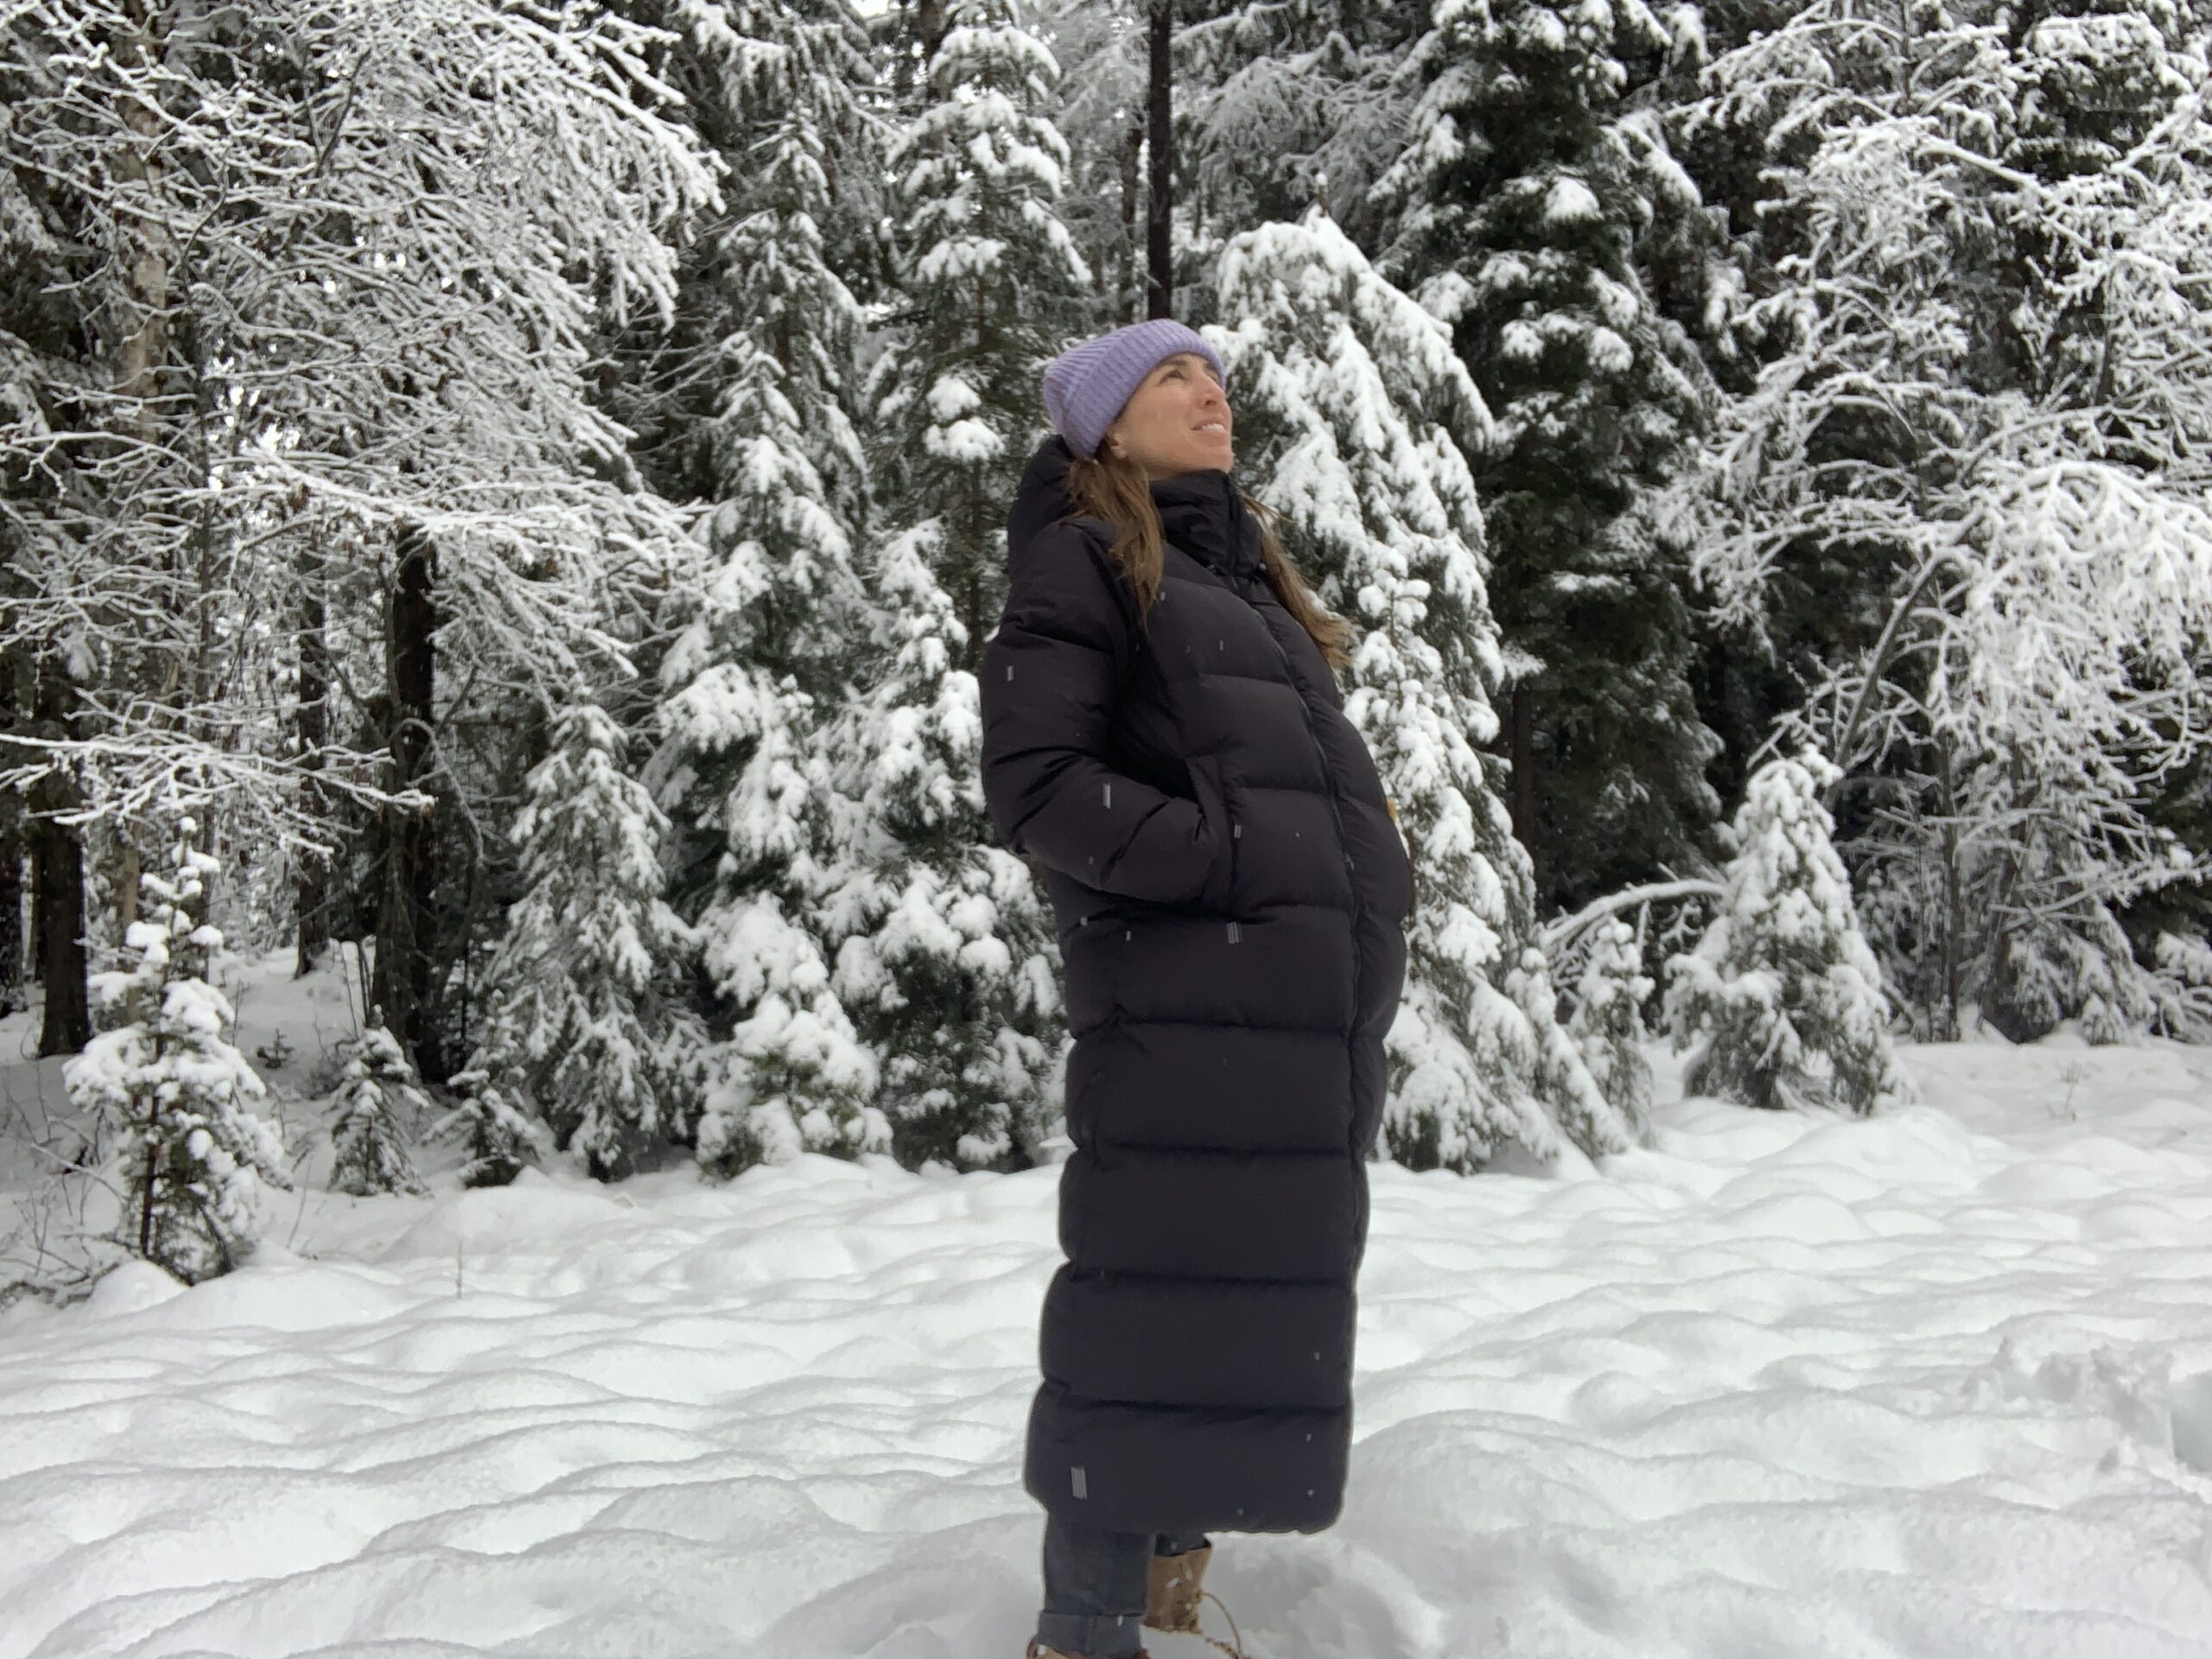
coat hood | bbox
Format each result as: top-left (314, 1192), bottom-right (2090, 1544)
top-left (1009, 435), bottom-right (1083, 563)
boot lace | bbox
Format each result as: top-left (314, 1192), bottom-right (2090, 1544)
top-left (1196, 1589), bottom-right (1249, 1659)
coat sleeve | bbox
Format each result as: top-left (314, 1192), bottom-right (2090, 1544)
top-left (980, 523), bottom-right (1230, 908)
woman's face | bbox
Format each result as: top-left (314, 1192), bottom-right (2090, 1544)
top-left (1101, 352), bottom-right (1233, 480)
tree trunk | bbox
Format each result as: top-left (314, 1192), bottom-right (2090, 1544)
top-left (1146, 1), bottom-right (1173, 320)
top-left (31, 823), bottom-right (90, 1065)
top-left (0, 844), bottom-right (20, 1018)
top-left (0, 656), bottom-right (22, 1016)
top-left (1936, 738), bottom-right (1962, 1042)
top-left (1120, 118), bottom-right (1144, 323)
top-left (105, 0), bottom-right (169, 951)
top-left (918, 0), bottom-right (948, 60)
top-left (1508, 681), bottom-right (1541, 900)
top-left (375, 522), bottom-right (438, 1073)
top-left (295, 533), bottom-right (332, 976)
top-left (31, 665), bottom-right (91, 1057)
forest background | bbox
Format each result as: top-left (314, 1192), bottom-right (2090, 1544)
top-left (5, 0), bottom-right (2212, 1292)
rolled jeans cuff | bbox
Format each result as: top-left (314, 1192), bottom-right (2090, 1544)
top-left (1034, 1609), bottom-right (1145, 1658)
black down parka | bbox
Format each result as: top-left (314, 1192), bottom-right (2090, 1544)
top-left (979, 436), bottom-right (1411, 1535)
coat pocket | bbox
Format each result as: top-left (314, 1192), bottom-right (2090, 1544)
top-left (1186, 753), bottom-right (1237, 913)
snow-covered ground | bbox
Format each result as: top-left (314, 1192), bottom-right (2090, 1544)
top-left (3, 965), bottom-right (2211, 1658)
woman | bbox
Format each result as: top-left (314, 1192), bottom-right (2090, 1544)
top-left (980, 318), bottom-right (1412, 1659)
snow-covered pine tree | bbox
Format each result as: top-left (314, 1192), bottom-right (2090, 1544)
top-left (1030, 0), bottom-right (1149, 326)
top-left (1179, 0), bottom-right (1427, 257)
top-left (639, 0), bottom-right (880, 524)
top-left (328, 1021), bottom-right (429, 1198)
top-left (645, 0), bottom-right (887, 1181)
top-left (434, 1069), bottom-right (540, 1190)
top-left (1665, 750), bottom-right (1912, 1116)
top-left (62, 816), bottom-right (289, 1282)
top-left (810, 0), bottom-right (1086, 1171)
top-left (466, 704), bottom-right (700, 1180)
top-left (1378, 0), bottom-right (1718, 912)
top-left (1567, 917), bottom-right (1655, 1127)
top-left (2005, 0), bottom-right (2200, 184)
top-left (1211, 207), bottom-right (1635, 1166)
top-left (868, 0), bottom-right (1091, 664)
top-left (816, 530), bottom-right (1057, 1170)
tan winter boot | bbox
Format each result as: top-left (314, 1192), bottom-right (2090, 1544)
top-left (1146, 1543), bottom-right (1250, 1656)
top-left (1144, 1543), bottom-right (1211, 1634)
top-left (1024, 1645), bottom-right (1149, 1659)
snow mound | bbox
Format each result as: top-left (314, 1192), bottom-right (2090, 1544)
top-left (81, 1260), bottom-right (187, 1319)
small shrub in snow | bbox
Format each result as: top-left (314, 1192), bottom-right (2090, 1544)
top-left (63, 818), bottom-right (289, 1283)
top-left (692, 893), bottom-right (886, 1177)
top-left (2152, 931), bottom-right (2212, 1041)
top-left (1665, 751), bottom-right (1914, 1116)
top-left (1568, 918), bottom-right (1655, 1127)
top-left (327, 1020), bottom-right (429, 1197)
top-left (253, 1029), bottom-right (296, 1072)
top-left (302, 1046), bottom-right (346, 1101)
top-left (435, 1069), bottom-right (541, 1189)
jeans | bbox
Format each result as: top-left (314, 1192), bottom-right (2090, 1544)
top-left (1034, 1513), bottom-right (1212, 1658)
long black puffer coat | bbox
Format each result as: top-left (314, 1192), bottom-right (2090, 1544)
top-left (979, 435), bottom-right (1411, 1535)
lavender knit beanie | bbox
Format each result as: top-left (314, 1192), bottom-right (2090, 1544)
top-left (1041, 319), bottom-right (1225, 459)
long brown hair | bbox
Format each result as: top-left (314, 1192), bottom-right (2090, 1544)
top-left (1065, 448), bottom-right (1354, 670)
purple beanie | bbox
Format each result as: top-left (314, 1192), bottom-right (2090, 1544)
top-left (1041, 319), bottom-right (1225, 459)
